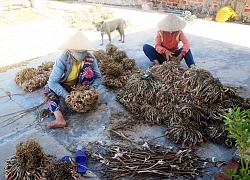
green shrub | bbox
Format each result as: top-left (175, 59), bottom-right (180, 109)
top-left (224, 107), bottom-right (250, 180)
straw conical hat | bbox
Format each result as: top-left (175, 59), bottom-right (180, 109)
top-left (157, 14), bottom-right (186, 31)
top-left (59, 31), bottom-right (98, 51)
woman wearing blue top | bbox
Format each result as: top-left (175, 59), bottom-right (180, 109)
top-left (43, 31), bottom-right (102, 128)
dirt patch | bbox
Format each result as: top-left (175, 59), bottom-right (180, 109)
top-left (0, 3), bottom-right (130, 29)
top-left (0, 61), bottom-right (30, 73)
top-left (0, 8), bottom-right (57, 27)
top-left (0, 3), bottom-right (133, 72)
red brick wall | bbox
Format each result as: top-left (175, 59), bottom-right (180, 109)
top-left (245, 0), bottom-right (250, 12)
top-left (80, 0), bottom-right (250, 19)
top-left (152, 0), bottom-right (250, 13)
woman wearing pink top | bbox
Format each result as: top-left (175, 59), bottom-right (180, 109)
top-left (143, 14), bottom-right (195, 68)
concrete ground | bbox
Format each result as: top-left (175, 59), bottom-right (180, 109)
top-left (0, 1), bottom-right (250, 179)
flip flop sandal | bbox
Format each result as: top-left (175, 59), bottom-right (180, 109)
top-left (57, 156), bottom-right (71, 163)
top-left (75, 150), bottom-right (87, 174)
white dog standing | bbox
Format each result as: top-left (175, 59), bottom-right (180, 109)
top-left (93, 18), bottom-right (126, 46)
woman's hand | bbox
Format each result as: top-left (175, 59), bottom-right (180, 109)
top-left (165, 50), bottom-right (174, 60)
top-left (177, 54), bottom-right (183, 64)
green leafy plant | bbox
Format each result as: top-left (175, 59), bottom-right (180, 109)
top-left (181, 11), bottom-right (197, 24)
top-left (224, 107), bottom-right (250, 180)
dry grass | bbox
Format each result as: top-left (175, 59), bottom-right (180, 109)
top-left (0, 8), bottom-right (55, 26)
top-left (0, 3), bottom-right (125, 29)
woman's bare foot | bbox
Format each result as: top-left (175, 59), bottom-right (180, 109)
top-left (44, 110), bottom-right (67, 128)
top-left (44, 120), bottom-right (66, 128)
top-left (190, 64), bottom-right (195, 68)
top-left (153, 59), bottom-right (160, 66)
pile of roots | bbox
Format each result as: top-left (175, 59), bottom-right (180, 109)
top-left (94, 43), bottom-right (138, 88)
top-left (14, 61), bottom-right (54, 92)
top-left (65, 84), bottom-right (100, 113)
top-left (45, 161), bottom-right (78, 180)
top-left (86, 141), bottom-right (211, 179)
top-left (5, 140), bottom-right (48, 179)
top-left (116, 61), bottom-right (250, 150)
top-left (5, 139), bottom-right (78, 180)
top-left (65, 3), bottom-right (114, 31)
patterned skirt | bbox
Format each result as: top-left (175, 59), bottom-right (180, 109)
top-left (44, 65), bottom-right (94, 113)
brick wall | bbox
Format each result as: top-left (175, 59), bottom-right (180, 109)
top-left (153, 0), bottom-right (250, 13)
top-left (84, 0), bottom-right (142, 6)
top-left (84, 0), bottom-right (250, 20)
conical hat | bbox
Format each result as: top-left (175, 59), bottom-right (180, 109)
top-left (157, 14), bottom-right (186, 31)
top-left (59, 31), bottom-right (98, 51)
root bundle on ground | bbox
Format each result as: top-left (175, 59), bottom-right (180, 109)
top-left (86, 142), bottom-right (211, 179)
top-left (5, 139), bottom-right (78, 180)
top-left (5, 140), bottom-right (48, 179)
top-left (94, 43), bottom-right (138, 88)
top-left (14, 61), bottom-right (54, 92)
top-left (65, 86), bottom-right (100, 113)
top-left (116, 61), bottom-right (250, 149)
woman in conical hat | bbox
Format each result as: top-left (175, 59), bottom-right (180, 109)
top-left (143, 14), bottom-right (195, 68)
top-left (43, 31), bottom-right (102, 128)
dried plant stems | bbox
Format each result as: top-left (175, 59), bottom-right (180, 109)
top-left (0, 102), bottom-right (45, 127)
top-left (87, 144), bottom-right (208, 179)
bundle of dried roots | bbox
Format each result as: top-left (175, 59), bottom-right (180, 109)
top-left (94, 44), bottom-right (137, 88)
top-left (117, 61), bottom-right (250, 149)
top-left (45, 161), bottom-right (78, 180)
top-left (105, 61), bottom-right (123, 77)
top-left (165, 120), bottom-right (204, 150)
top-left (14, 68), bottom-right (37, 86)
top-left (65, 89), bottom-right (100, 112)
top-left (37, 61), bottom-right (54, 76)
top-left (86, 142), bottom-right (209, 179)
top-left (93, 49), bottom-right (107, 63)
top-left (117, 72), bottom-right (163, 122)
top-left (14, 61), bottom-right (54, 92)
top-left (112, 50), bottom-right (128, 63)
top-left (103, 72), bottom-right (129, 88)
top-left (5, 139), bottom-right (49, 180)
top-left (106, 43), bottom-right (118, 55)
top-left (21, 73), bottom-right (49, 92)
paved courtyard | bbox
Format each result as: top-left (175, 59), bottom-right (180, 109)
top-left (0, 1), bottom-right (249, 179)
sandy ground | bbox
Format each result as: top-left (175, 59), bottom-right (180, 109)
top-left (0, 1), bottom-right (157, 71)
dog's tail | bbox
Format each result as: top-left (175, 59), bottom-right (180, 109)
top-left (124, 20), bottom-right (127, 28)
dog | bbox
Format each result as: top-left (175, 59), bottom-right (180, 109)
top-left (93, 18), bottom-right (126, 46)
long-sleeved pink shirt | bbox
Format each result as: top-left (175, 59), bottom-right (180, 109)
top-left (155, 30), bottom-right (190, 59)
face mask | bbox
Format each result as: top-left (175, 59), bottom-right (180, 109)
top-left (70, 51), bottom-right (87, 61)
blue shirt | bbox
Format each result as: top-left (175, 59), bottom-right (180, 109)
top-left (48, 51), bottom-right (102, 98)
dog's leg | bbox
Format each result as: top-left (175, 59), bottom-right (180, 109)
top-left (107, 32), bottom-right (111, 44)
top-left (119, 29), bottom-right (125, 43)
top-left (117, 29), bottom-right (122, 42)
top-left (100, 33), bottom-right (104, 46)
